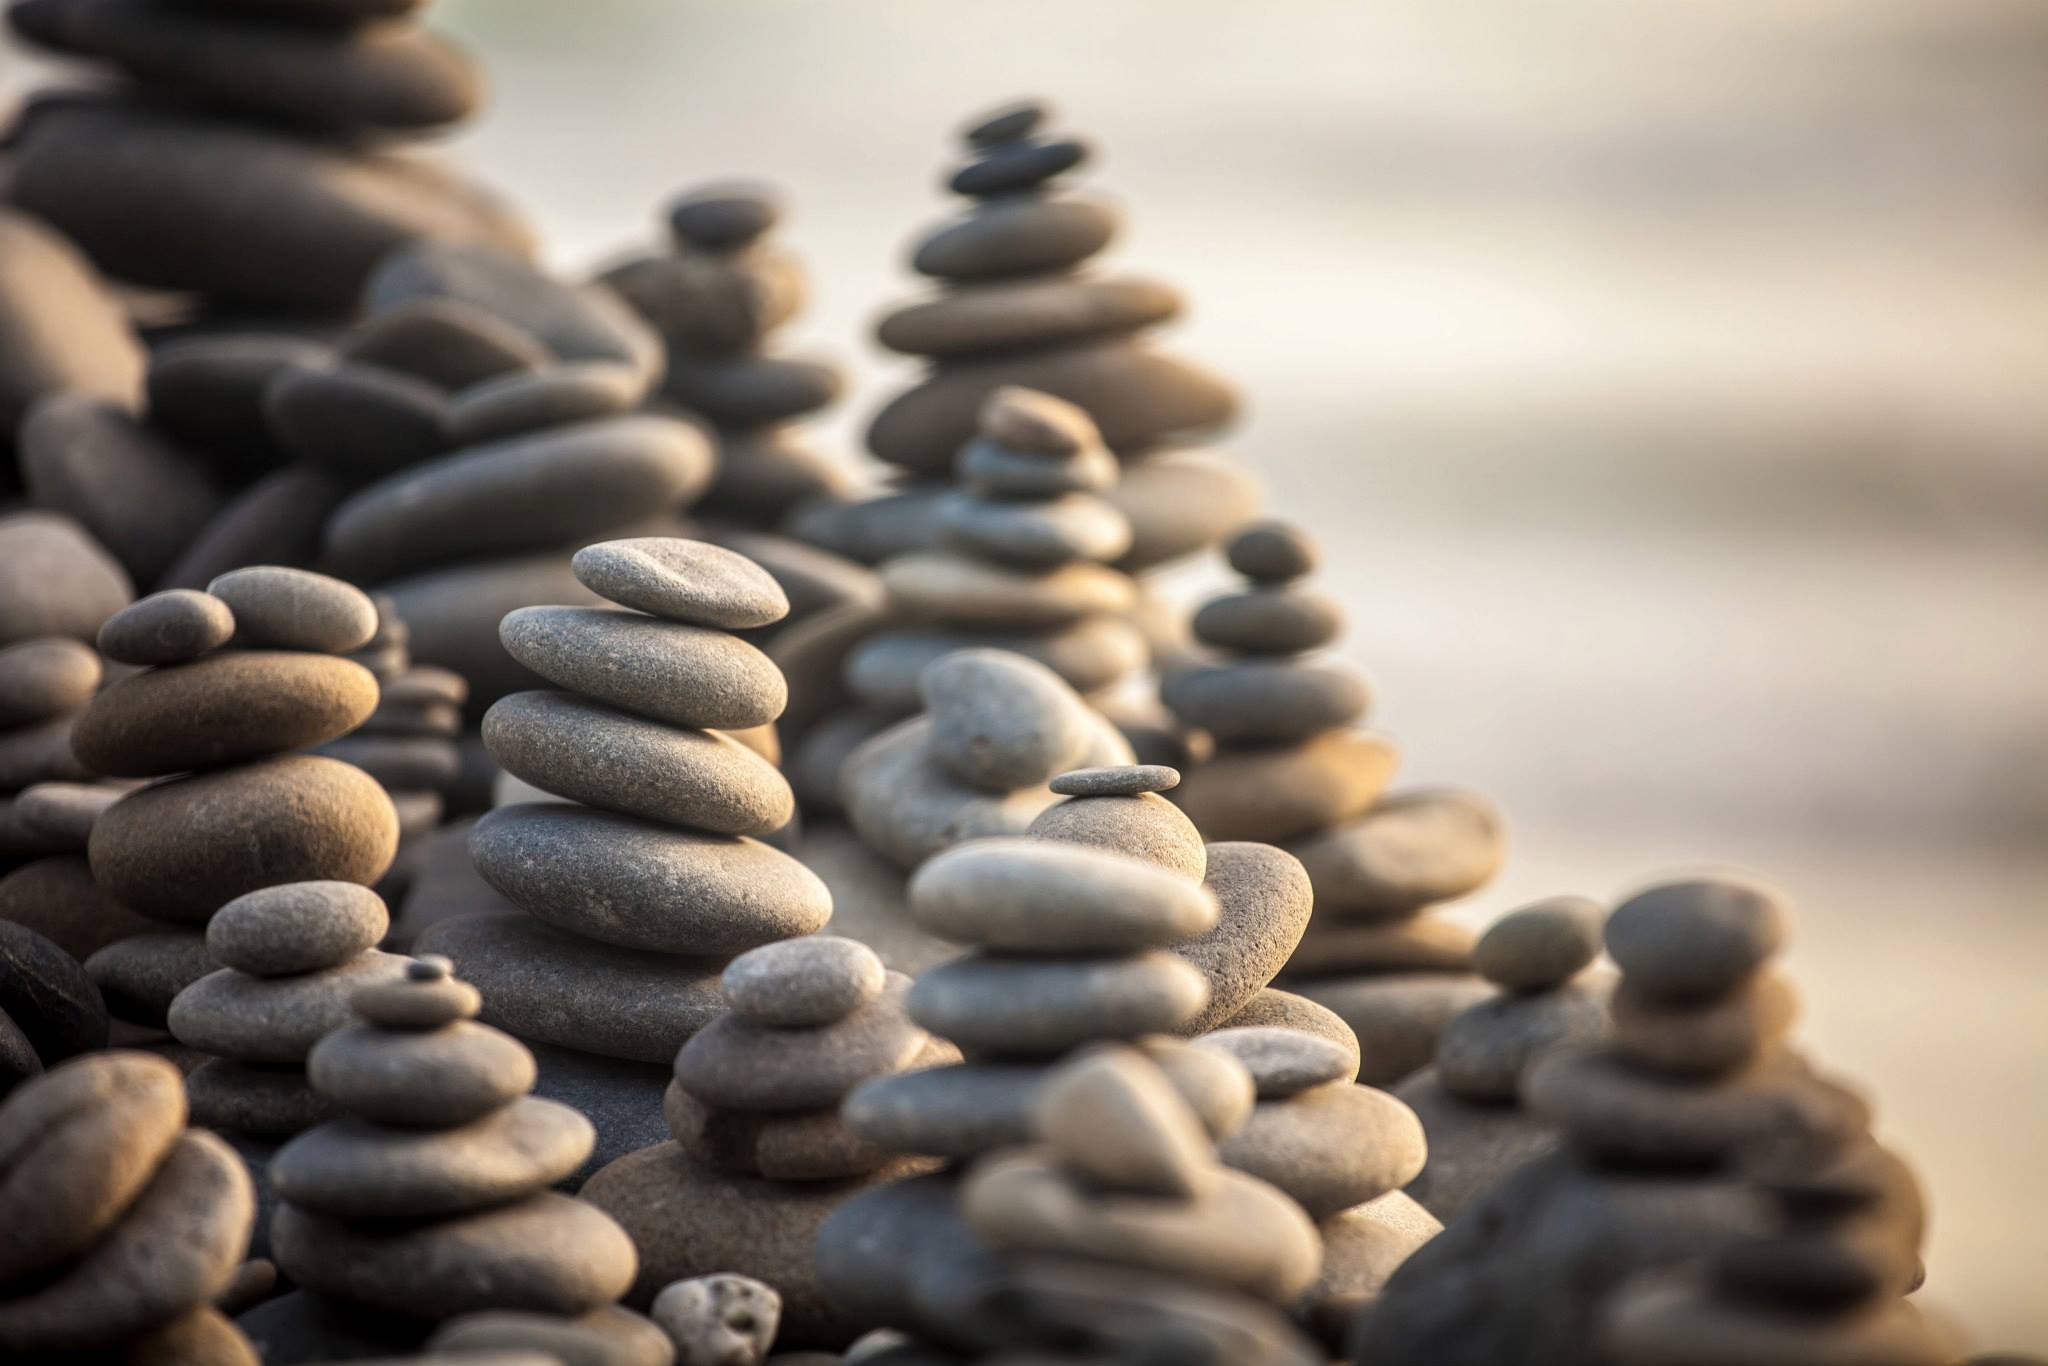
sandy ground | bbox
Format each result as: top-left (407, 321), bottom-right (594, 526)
top-left (9, 0), bottom-right (2046, 1349)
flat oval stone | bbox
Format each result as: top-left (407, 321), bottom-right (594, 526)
top-left (324, 416), bottom-right (712, 585)
top-left (1219, 989), bottom-right (1363, 1078)
top-left (883, 550), bottom-right (1135, 628)
top-left (1049, 764), bottom-right (1179, 797)
top-left (10, 783), bottom-right (123, 849)
top-left (483, 691), bottom-right (793, 835)
top-left (1228, 523), bottom-right (1319, 582)
top-left (71, 652), bottom-right (379, 778)
top-left (1173, 842), bottom-right (1315, 1035)
top-left (913, 194), bottom-right (1119, 282)
top-left (1610, 972), bottom-right (1799, 1078)
top-left (1286, 789), bottom-right (1506, 923)
top-left (1163, 659), bottom-right (1370, 743)
top-left (935, 489), bottom-right (1132, 569)
top-left (266, 359), bottom-right (449, 481)
top-left (965, 99), bottom-right (1047, 147)
top-left (909, 838), bottom-right (1218, 953)
top-left (0, 512), bottom-right (131, 646)
top-left (145, 334), bottom-right (328, 472)
top-left (1173, 729), bottom-right (1398, 845)
top-left (950, 137), bottom-right (1090, 196)
top-left (84, 931), bottom-right (213, 1028)
top-left (1217, 1080), bottom-right (1428, 1218)
top-left (89, 755), bottom-right (398, 923)
top-left (205, 567), bottom-right (377, 654)
top-left (722, 936), bottom-right (886, 1028)
top-left (168, 951), bottom-right (410, 1063)
top-left (500, 606), bottom-right (785, 731)
top-left (1436, 982), bottom-right (1612, 1102)
top-left (471, 805), bottom-right (828, 955)
top-left (273, 1190), bottom-right (637, 1320)
top-left (880, 275), bottom-right (1179, 358)
top-left (1286, 917), bottom-right (1476, 977)
top-left (571, 538), bottom-right (789, 628)
top-left (921, 648), bottom-right (1097, 792)
top-left (273, 1096), bottom-right (593, 1217)
top-left (0, 920), bottom-right (108, 1062)
top-left (1473, 896), bottom-right (1606, 991)
top-left (1604, 879), bottom-right (1789, 1003)
top-left (445, 360), bottom-right (646, 444)
top-left (1028, 789), bottom-right (1206, 880)
top-left (95, 591), bottom-right (235, 667)
top-left (908, 952), bottom-right (1208, 1056)
top-left (19, 395), bottom-right (221, 585)
top-left (659, 353), bottom-right (842, 428)
top-left (850, 616), bottom-right (1145, 714)
top-left (351, 964), bottom-right (484, 1032)
top-left (1196, 1026), bottom-right (1357, 1099)
top-left (674, 973), bottom-right (927, 1112)
top-left (0, 638), bottom-right (100, 726)
top-left (843, 1061), bottom-right (1044, 1160)
top-left (669, 183), bottom-right (782, 249)
top-left (206, 881), bottom-right (390, 977)
top-left (1193, 586), bottom-right (1343, 656)
top-left (183, 1057), bottom-right (331, 1137)
top-left (342, 297), bottom-right (550, 392)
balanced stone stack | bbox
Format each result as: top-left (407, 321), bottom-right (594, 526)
top-left (314, 595), bottom-right (467, 894)
top-left (1356, 877), bottom-right (1877, 1366)
top-left (321, 245), bottom-right (700, 718)
top-left (853, 98), bottom-right (1255, 576)
top-left (604, 182), bottom-right (852, 526)
top-left (418, 537), bottom-right (831, 1175)
top-left (249, 957), bottom-right (639, 1361)
top-left (73, 569), bottom-right (400, 1048)
top-left (4, 0), bottom-right (532, 317)
top-left (1168, 520), bottom-right (1504, 1086)
top-left (0, 1051), bottom-right (258, 1366)
top-left (1396, 896), bottom-right (1613, 1221)
top-left (1603, 1139), bottom-right (1954, 1366)
top-left (582, 935), bottom-right (951, 1348)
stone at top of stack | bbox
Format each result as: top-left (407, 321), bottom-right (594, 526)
top-left (581, 934), bottom-right (952, 1347)
top-left (1603, 1138), bottom-right (1953, 1366)
top-left (1395, 896), bottom-right (1613, 1222)
top-left (1167, 519), bottom-right (1506, 1086)
top-left (1355, 876), bottom-right (1881, 1366)
top-left (257, 956), bottom-right (636, 1352)
top-left (604, 181), bottom-right (853, 526)
top-left (0, 1051), bottom-right (258, 1365)
top-left (856, 98), bottom-right (1255, 578)
top-left (3, 0), bottom-right (531, 314)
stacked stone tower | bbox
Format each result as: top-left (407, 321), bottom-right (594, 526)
top-left (0, 1052), bottom-right (257, 1366)
top-left (5, 0), bottom-right (530, 317)
top-left (255, 957), bottom-right (638, 1356)
top-left (582, 934), bottom-right (950, 1347)
top-left (73, 569), bottom-right (400, 1044)
top-left (604, 182), bottom-right (851, 526)
top-left (417, 537), bottom-right (832, 1170)
top-left (1169, 520), bottom-right (1504, 1085)
top-left (1397, 896), bottom-right (1612, 1220)
top-left (1356, 877), bottom-right (1879, 1366)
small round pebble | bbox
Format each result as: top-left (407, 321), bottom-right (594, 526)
top-left (1473, 896), bottom-right (1606, 992)
top-left (668, 184), bottom-right (781, 251)
top-left (207, 566), bottom-right (377, 653)
top-left (571, 538), bottom-right (789, 629)
top-left (206, 881), bottom-right (390, 978)
top-left (1604, 877), bottom-right (1788, 1003)
top-left (95, 590), bottom-right (235, 666)
top-left (651, 1273), bottom-right (779, 1366)
top-left (1195, 1025), bottom-right (1356, 1099)
top-left (351, 955), bottom-right (482, 1030)
top-left (1049, 764), bottom-right (1180, 797)
top-left (1226, 521), bottom-right (1319, 582)
top-left (722, 936), bottom-right (886, 1029)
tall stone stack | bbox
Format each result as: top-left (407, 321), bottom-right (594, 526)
top-left (249, 956), bottom-right (640, 1361)
top-left (1355, 877), bottom-right (1879, 1366)
top-left (604, 183), bottom-right (852, 527)
top-left (417, 537), bottom-right (833, 1173)
top-left (582, 934), bottom-right (951, 1348)
top-left (1397, 896), bottom-right (1613, 1221)
top-left (0, 1052), bottom-right (258, 1366)
top-left (1168, 520), bottom-right (1505, 1086)
top-left (4, 0), bottom-right (532, 318)
top-left (856, 98), bottom-right (1255, 575)
top-left (68, 570), bottom-right (400, 1055)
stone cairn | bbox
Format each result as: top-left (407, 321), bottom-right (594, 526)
top-left (604, 181), bottom-right (853, 527)
top-left (1167, 519), bottom-right (1506, 1086)
top-left (72, 568), bottom-right (402, 1057)
top-left (581, 934), bottom-right (951, 1349)
top-left (417, 537), bottom-right (831, 1177)
top-left (4, 0), bottom-right (530, 319)
top-left (0, 1051), bottom-right (258, 1366)
top-left (1603, 1138), bottom-right (1952, 1366)
top-left (246, 956), bottom-right (641, 1361)
top-left (314, 594), bottom-right (468, 897)
top-left (1396, 895), bottom-right (1613, 1221)
top-left (831, 98), bottom-right (1253, 579)
top-left (1355, 877), bottom-right (1882, 1366)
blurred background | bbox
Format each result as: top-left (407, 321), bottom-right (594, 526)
top-left (10, 0), bottom-right (2047, 1349)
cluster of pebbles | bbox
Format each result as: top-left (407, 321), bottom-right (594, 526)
top-left (0, 1052), bottom-right (257, 1365)
top-left (604, 183), bottom-right (851, 525)
top-left (582, 934), bottom-right (950, 1347)
top-left (1166, 520), bottom-right (1506, 1085)
top-left (418, 538), bottom-right (830, 1174)
top-left (4, 0), bottom-right (529, 316)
